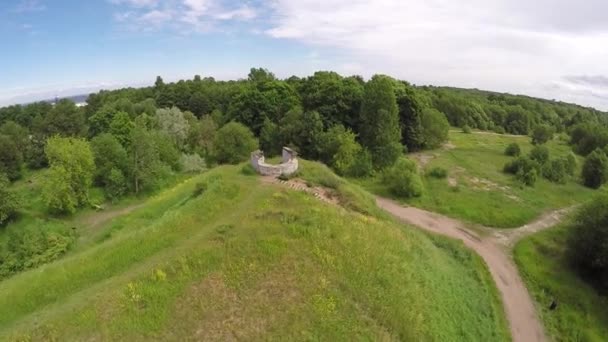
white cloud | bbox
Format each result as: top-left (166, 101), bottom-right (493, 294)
top-left (111, 0), bottom-right (257, 33)
top-left (266, 0), bottom-right (608, 110)
top-left (13, 0), bottom-right (45, 12)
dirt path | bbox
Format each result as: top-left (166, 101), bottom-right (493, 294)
top-left (76, 203), bottom-right (146, 231)
top-left (376, 197), bottom-right (548, 342)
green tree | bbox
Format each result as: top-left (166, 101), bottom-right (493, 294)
top-left (259, 117), bottom-right (281, 156)
top-left (359, 75), bottom-right (403, 169)
top-left (0, 134), bottom-right (23, 181)
top-left (420, 108), bottom-right (449, 149)
top-left (129, 127), bottom-right (167, 194)
top-left (42, 137), bottom-right (95, 214)
top-left (582, 148), bottom-right (608, 189)
top-left (531, 124), bottom-right (554, 145)
top-left (504, 143), bottom-right (521, 156)
top-left (568, 194), bottom-right (608, 288)
top-left (0, 173), bottom-right (21, 225)
top-left (397, 85), bottom-right (425, 151)
top-left (109, 111), bottom-right (135, 147)
top-left (106, 168), bottom-right (127, 202)
top-left (529, 145), bottom-right (550, 165)
top-left (213, 122), bottom-right (258, 164)
top-left (382, 158), bottom-right (423, 197)
top-left (44, 99), bottom-right (86, 136)
top-left (156, 107), bottom-right (190, 149)
top-left (90, 133), bottom-right (129, 197)
top-left (279, 108), bottom-right (324, 159)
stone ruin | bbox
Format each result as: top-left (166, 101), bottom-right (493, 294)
top-left (251, 147), bottom-right (299, 176)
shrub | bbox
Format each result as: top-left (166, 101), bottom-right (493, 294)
top-left (428, 167), bottom-right (448, 179)
top-left (504, 143), bottom-right (521, 156)
top-left (420, 108), bottom-right (449, 149)
top-left (0, 173), bottom-right (20, 225)
top-left (504, 156), bottom-right (539, 186)
top-left (347, 149), bottom-right (373, 178)
top-left (382, 158), bottom-right (424, 198)
top-left (193, 181), bottom-right (208, 197)
top-left (494, 126), bottom-right (506, 134)
top-left (0, 221), bottom-right (76, 280)
top-left (240, 163), bottom-right (257, 176)
top-left (582, 148), bottom-right (608, 189)
top-left (529, 145), bottom-right (550, 165)
top-left (106, 168), bottom-right (127, 202)
top-left (516, 167), bottom-right (538, 186)
top-left (462, 125), bottom-right (472, 134)
top-left (568, 194), bottom-right (608, 289)
top-left (213, 122), bottom-right (258, 164)
top-left (531, 124), bottom-right (554, 145)
top-left (565, 152), bottom-right (577, 176)
top-left (180, 153), bottom-right (207, 173)
top-left (542, 159), bottom-right (568, 184)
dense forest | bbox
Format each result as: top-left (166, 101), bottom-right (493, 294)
top-left (1, 69), bottom-right (608, 204)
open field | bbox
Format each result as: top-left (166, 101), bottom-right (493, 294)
top-left (0, 163), bottom-right (509, 341)
top-left (515, 222), bottom-right (608, 341)
top-left (358, 130), bottom-right (594, 228)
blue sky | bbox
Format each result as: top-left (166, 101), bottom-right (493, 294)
top-left (2, 0), bottom-right (608, 110)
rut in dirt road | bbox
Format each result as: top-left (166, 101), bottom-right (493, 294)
top-left (376, 197), bottom-right (548, 342)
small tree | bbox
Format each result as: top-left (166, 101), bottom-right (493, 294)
top-left (0, 134), bottom-right (23, 181)
top-left (213, 122), bottom-right (258, 164)
top-left (382, 158), bottom-right (423, 198)
top-left (582, 148), bottom-right (608, 189)
top-left (420, 108), bottom-right (449, 149)
top-left (0, 173), bottom-right (21, 225)
top-left (504, 143), bottom-right (521, 156)
top-left (568, 194), bottom-right (608, 288)
top-left (42, 137), bottom-right (95, 214)
top-left (529, 145), bottom-right (550, 165)
top-left (542, 158), bottom-right (568, 184)
top-left (531, 124), bottom-right (554, 145)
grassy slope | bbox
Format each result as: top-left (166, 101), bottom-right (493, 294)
top-left (0, 162), bottom-right (509, 341)
top-left (514, 223), bottom-right (608, 341)
top-left (359, 130), bottom-right (593, 228)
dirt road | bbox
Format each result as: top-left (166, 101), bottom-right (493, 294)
top-left (376, 197), bottom-right (548, 342)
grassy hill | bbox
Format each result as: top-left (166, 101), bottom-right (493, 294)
top-left (359, 130), bottom-right (593, 228)
top-left (0, 162), bottom-right (509, 341)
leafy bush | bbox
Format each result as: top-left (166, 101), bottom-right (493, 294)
top-left (516, 167), bottom-right (538, 186)
top-left (542, 159), bottom-right (568, 184)
top-left (427, 167), bottom-right (448, 179)
top-left (213, 122), bottom-right (258, 164)
top-left (42, 137), bottom-right (95, 215)
top-left (0, 173), bottom-right (21, 225)
top-left (382, 158), bottom-right (423, 198)
top-left (106, 168), bottom-right (127, 202)
top-left (462, 125), bottom-right (472, 134)
top-left (529, 145), bottom-right (550, 165)
top-left (494, 126), bottom-right (506, 134)
top-left (180, 153), bottom-right (206, 173)
top-left (192, 181), bottom-right (208, 197)
top-left (531, 124), bottom-right (554, 145)
top-left (347, 149), bottom-right (373, 178)
top-left (568, 194), bottom-right (608, 289)
top-left (504, 156), bottom-right (539, 186)
top-left (504, 143), bottom-right (521, 156)
top-left (582, 148), bottom-right (608, 189)
top-left (0, 221), bottom-right (76, 280)
top-left (565, 152), bottom-right (577, 176)
top-left (240, 163), bottom-right (257, 176)
top-left (420, 108), bottom-right (449, 149)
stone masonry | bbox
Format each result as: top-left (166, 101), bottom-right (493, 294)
top-left (251, 147), bottom-right (299, 176)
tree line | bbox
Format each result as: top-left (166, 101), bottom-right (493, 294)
top-left (2, 68), bottom-right (608, 220)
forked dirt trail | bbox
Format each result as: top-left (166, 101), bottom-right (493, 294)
top-left (376, 197), bottom-right (548, 342)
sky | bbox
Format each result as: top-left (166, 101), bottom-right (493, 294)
top-left (1, 0), bottom-right (608, 110)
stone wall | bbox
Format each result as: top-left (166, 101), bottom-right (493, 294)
top-left (251, 147), bottom-right (299, 176)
